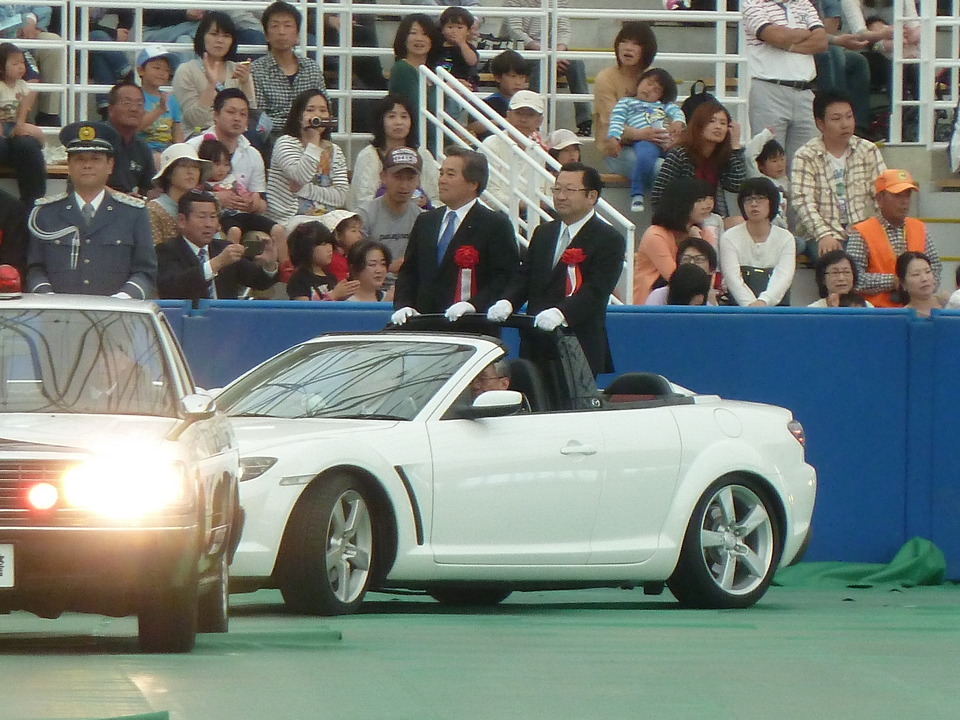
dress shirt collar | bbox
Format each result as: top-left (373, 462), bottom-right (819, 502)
top-left (73, 190), bottom-right (106, 212)
top-left (441, 197), bottom-right (478, 227)
top-left (559, 209), bottom-right (596, 243)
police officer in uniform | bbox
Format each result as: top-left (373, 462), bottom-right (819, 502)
top-left (25, 122), bottom-right (157, 298)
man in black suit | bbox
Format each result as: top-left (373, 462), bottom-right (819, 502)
top-left (488, 163), bottom-right (626, 376)
top-left (392, 146), bottom-right (520, 324)
top-left (156, 191), bottom-right (279, 305)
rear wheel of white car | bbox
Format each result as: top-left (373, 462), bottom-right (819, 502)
top-left (668, 476), bottom-right (782, 609)
top-left (138, 573), bottom-right (199, 653)
top-left (197, 551), bottom-right (229, 633)
top-left (428, 588), bottom-right (513, 607)
top-left (278, 476), bottom-right (375, 615)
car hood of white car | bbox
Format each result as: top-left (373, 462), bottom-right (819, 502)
top-left (0, 413), bottom-right (180, 455)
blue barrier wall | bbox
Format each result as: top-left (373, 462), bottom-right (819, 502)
top-left (155, 302), bottom-right (960, 577)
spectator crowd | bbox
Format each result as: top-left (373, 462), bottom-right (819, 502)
top-left (0, 0), bottom-right (955, 358)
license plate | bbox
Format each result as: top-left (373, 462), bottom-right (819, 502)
top-left (0, 544), bottom-right (13, 587)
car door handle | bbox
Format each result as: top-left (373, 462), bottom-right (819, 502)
top-left (560, 443), bottom-right (598, 456)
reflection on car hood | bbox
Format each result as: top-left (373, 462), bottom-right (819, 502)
top-left (230, 416), bottom-right (399, 454)
top-left (0, 414), bottom-right (179, 454)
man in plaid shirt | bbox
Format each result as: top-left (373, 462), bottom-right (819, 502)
top-left (790, 90), bottom-right (885, 258)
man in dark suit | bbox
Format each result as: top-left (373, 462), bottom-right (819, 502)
top-left (392, 146), bottom-right (520, 323)
top-left (26, 122), bottom-right (157, 298)
top-left (156, 191), bottom-right (278, 305)
top-left (488, 162), bottom-right (626, 376)
top-left (0, 189), bottom-right (29, 277)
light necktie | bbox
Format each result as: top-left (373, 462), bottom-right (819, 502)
top-left (553, 226), bottom-right (572, 267)
top-left (197, 248), bottom-right (213, 298)
top-left (436, 211), bottom-right (457, 264)
top-left (81, 202), bottom-right (95, 227)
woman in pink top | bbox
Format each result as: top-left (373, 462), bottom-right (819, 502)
top-left (633, 178), bottom-right (716, 304)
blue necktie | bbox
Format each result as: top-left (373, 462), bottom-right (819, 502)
top-left (436, 211), bottom-right (457, 264)
top-left (197, 248), bottom-right (213, 298)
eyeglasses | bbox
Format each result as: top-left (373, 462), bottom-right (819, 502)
top-left (550, 187), bottom-right (590, 196)
top-left (825, 269), bottom-right (854, 277)
top-left (679, 253), bottom-right (710, 266)
top-left (743, 195), bottom-right (768, 205)
top-left (116, 99), bottom-right (145, 109)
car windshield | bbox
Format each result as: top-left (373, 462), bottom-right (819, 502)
top-left (219, 340), bottom-right (476, 420)
top-left (0, 308), bottom-right (177, 417)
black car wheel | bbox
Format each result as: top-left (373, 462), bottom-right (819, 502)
top-left (197, 551), bottom-right (229, 633)
top-left (278, 475), bottom-right (375, 615)
top-left (138, 572), bottom-right (199, 653)
top-left (668, 476), bottom-right (782, 609)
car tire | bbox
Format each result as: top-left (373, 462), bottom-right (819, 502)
top-left (428, 588), bottom-right (512, 607)
top-left (278, 475), bottom-right (375, 615)
top-left (197, 551), bottom-right (229, 633)
top-left (138, 573), bottom-right (200, 653)
top-left (668, 475), bottom-right (782, 609)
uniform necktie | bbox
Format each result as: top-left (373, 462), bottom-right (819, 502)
top-left (82, 202), bottom-right (95, 227)
top-left (436, 211), bottom-right (457, 264)
top-left (553, 226), bottom-right (572, 267)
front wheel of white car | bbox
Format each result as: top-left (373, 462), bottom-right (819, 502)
top-left (278, 476), bottom-right (375, 615)
top-left (668, 476), bottom-right (782, 609)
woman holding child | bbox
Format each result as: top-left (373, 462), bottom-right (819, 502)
top-left (147, 143), bottom-right (212, 245)
top-left (592, 22), bottom-right (658, 173)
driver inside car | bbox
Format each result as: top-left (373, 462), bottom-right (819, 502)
top-left (469, 359), bottom-right (511, 399)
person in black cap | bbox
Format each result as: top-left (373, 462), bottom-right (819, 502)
top-left (24, 122), bottom-right (157, 298)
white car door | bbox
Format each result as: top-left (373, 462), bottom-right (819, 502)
top-left (588, 405), bottom-right (683, 564)
top-left (427, 410), bottom-right (605, 565)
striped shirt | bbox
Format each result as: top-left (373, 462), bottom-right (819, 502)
top-left (847, 217), bottom-right (941, 295)
top-left (251, 53), bottom-right (325, 132)
top-left (266, 135), bottom-right (349, 223)
top-left (790, 135), bottom-right (885, 242)
top-left (742, 0), bottom-right (823, 81)
top-left (503, 0), bottom-right (571, 47)
top-left (650, 146), bottom-right (746, 218)
top-left (608, 98), bottom-right (685, 140)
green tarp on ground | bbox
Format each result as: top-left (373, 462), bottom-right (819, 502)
top-left (774, 537), bottom-right (947, 588)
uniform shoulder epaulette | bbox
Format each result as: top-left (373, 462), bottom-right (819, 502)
top-left (108, 191), bottom-right (146, 208)
top-left (34, 192), bottom-right (68, 207)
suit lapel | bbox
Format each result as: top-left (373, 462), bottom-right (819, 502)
top-left (438, 203), bottom-right (476, 268)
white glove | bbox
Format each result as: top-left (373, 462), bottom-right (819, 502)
top-left (534, 307), bottom-right (566, 331)
top-left (111, 292), bottom-right (132, 299)
top-left (390, 306), bottom-right (420, 325)
top-left (486, 299), bottom-right (513, 322)
top-left (444, 301), bottom-right (475, 322)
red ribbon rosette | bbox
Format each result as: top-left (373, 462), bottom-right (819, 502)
top-left (453, 245), bottom-right (479, 301)
top-left (560, 248), bottom-right (585, 296)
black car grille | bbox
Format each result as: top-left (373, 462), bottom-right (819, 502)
top-left (0, 459), bottom-right (78, 525)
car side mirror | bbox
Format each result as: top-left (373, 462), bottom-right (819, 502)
top-left (457, 390), bottom-right (524, 419)
top-left (180, 393), bottom-right (217, 421)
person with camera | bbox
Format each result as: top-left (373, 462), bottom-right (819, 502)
top-left (156, 190), bottom-right (279, 304)
top-left (266, 88), bottom-right (349, 227)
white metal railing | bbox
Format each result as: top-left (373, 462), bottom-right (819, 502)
top-left (420, 65), bottom-right (637, 303)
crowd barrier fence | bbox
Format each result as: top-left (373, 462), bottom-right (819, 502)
top-left (156, 300), bottom-right (960, 578)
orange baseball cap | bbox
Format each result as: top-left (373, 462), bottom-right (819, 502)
top-left (875, 169), bottom-right (918, 194)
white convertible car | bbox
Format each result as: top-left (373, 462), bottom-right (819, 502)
top-left (222, 316), bottom-right (816, 614)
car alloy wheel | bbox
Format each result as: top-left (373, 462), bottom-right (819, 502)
top-left (668, 476), bottom-right (781, 609)
top-left (278, 475), bottom-right (376, 615)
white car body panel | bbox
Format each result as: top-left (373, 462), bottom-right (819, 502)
top-left (224, 330), bottom-right (816, 598)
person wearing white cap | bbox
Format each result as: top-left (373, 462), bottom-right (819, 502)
top-left (146, 143), bottom-right (213, 245)
top-left (546, 129), bottom-right (582, 168)
top-left (136, 45), bottom-right (184, 168)
top-left (480, 90), bottom-right (549, 210)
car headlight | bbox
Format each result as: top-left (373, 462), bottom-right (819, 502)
top-left (239, 457), bottom-right (278, 482)
top-left (60, 456), bottom-right (189, 519)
